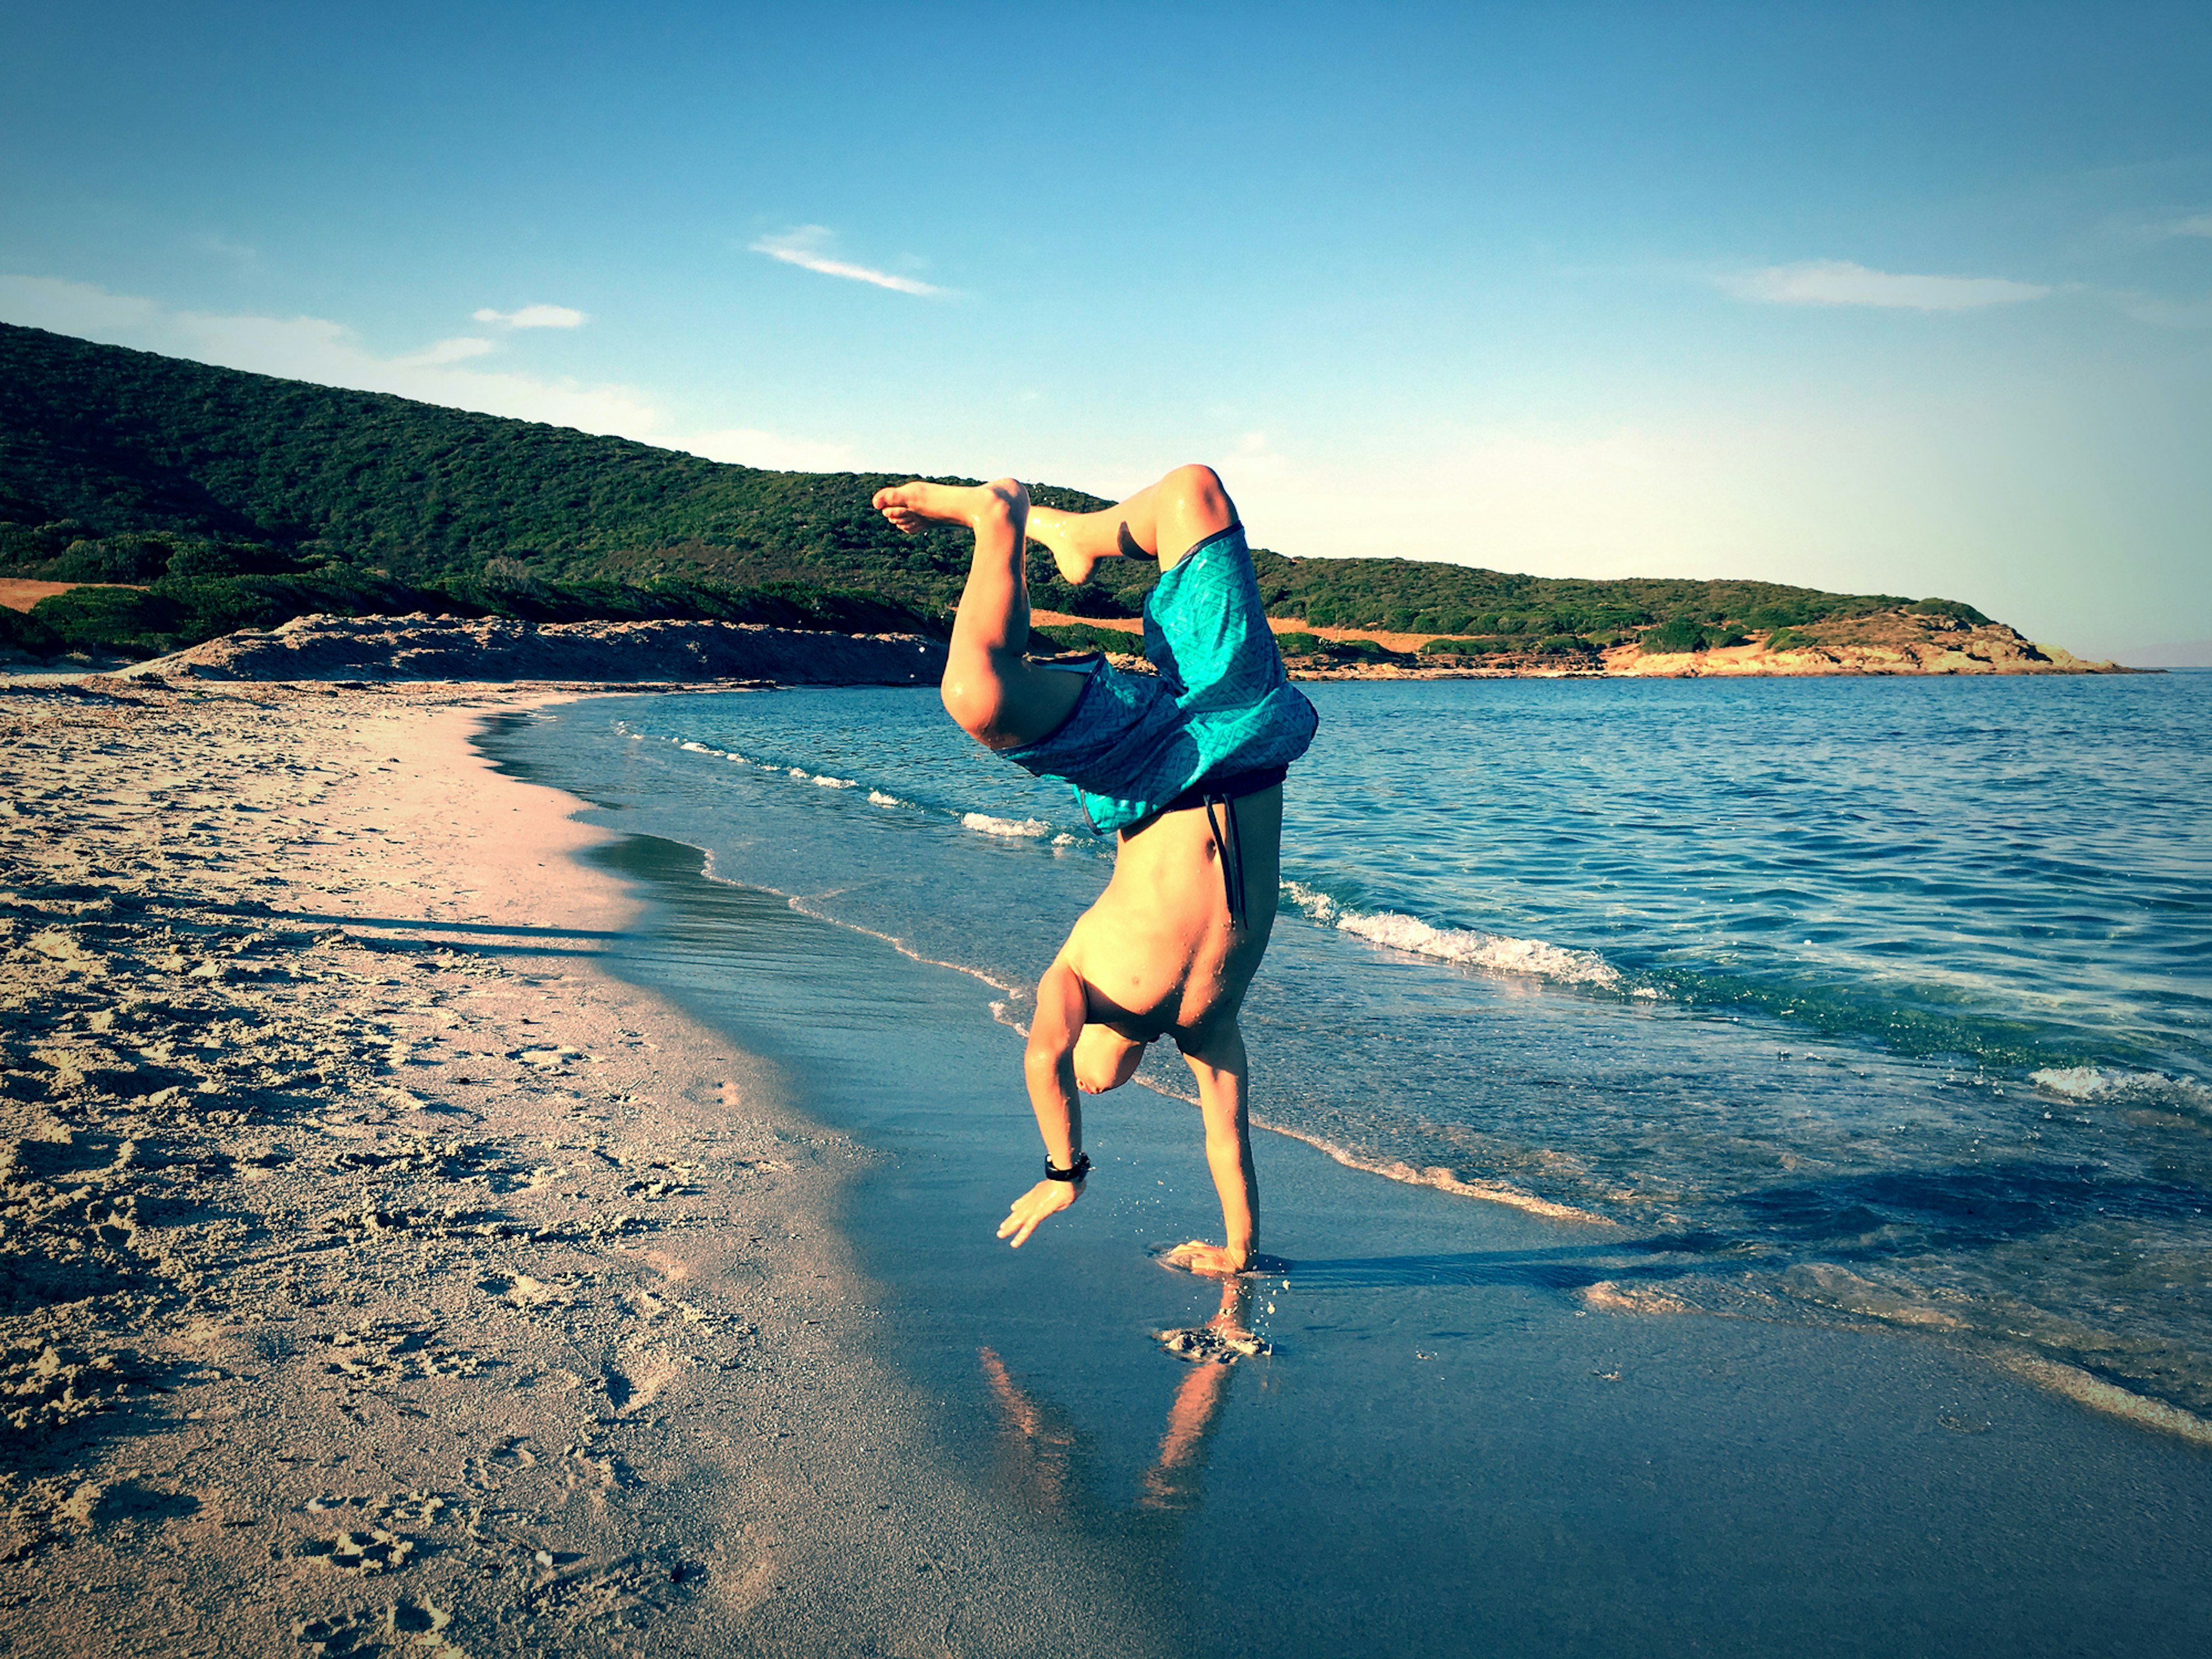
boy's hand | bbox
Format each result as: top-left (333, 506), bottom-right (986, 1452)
top-left (998, 1178), bottom-right (1081, 1248)
top-left (1161, 1239), bottom-right (1252, 1277)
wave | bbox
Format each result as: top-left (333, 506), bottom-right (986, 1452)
top-left (2031, 1066), bottom-right (2212, 1115)
top-left (962, 813), bottom-right (1054, 839)
top-left (1255, 1119), bottom-right (1617, 1224)
top-left (1116, 1065), bottom-right (1616, 1225)
top-left (1996, 1350), bottom-right (2212, 1448)
top-left (650, 729), bottom-right (1087, 842)
top-left (1281, 881), bottom-right (1622, 988)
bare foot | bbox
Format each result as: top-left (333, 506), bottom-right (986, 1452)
top-left (1024, 510), bottom-right (1100, 585)
top-left (872, 478), bottom-right (1025, 535)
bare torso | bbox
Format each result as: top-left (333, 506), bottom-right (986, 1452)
top-left (1057, 785), bottom-right (1283, 1047)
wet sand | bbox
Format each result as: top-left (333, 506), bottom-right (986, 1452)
top-left (5, 677), bottom-right (2209, 1657)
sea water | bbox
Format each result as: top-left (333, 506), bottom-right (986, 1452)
top-left (484, 671), bottom-right (2211, 1419)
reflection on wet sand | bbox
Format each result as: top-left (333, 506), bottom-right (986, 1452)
top-left (982, 1279), bottom-right (1260, 1521)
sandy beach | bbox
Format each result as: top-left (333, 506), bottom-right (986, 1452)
top-left (6, 675), bottom-right (2210, 1659)
top-left (0, 678), bottom-right (1177, 1657)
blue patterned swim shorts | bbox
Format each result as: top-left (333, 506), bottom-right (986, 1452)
top-left (1001, 524), bottom-right (1319, 834)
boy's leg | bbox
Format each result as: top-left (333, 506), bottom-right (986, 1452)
top-left (1027, 463), bottom-right (1237, 584)
top-left (872, 477), bottom-right (1084, 750)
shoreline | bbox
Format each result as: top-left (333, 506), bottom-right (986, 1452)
top-left (0, 679), bottom-right (1170, 1656)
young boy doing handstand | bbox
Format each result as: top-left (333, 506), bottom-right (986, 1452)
top-left (872, 465), bottom-right (1317, 1276)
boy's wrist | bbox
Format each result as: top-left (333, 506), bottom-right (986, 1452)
top-left (1045, 1152), bottom-right (1091, 1183)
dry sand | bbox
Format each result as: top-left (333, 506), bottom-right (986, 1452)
top-left (0, 679), bottom-right (1171, 1657)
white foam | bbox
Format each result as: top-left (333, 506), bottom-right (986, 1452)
top-left (868, 790), bottom-right (906, 808)
top-left (1116, 1066), bottom-right (1618, 1224)
top-left (779, 896), bottom-right (1022, 998)
top-left (787, 767), bottom-right (809, 780)
top-left (1281, 881), bottom-right (1621, 988)
top-left (962, 812), bottom-right (1052, 839)
top-left (814, 775), bottom-right (855, 789)
top-left (1051, 833), bottom-right (1077, 847)
top-left (1997, 1350), bottom-right (2212, 1448)
top-left (679, 741), bottom-right (719, 755)
top-left (1256, 1120), bottom-right (1617, 1224)
top-left (2030, 1066), bottom-right (2212, 1113)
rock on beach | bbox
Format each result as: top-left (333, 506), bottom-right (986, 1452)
top-left (118, 612), bottom-right (949, 685)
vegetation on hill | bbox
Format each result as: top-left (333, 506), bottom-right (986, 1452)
top-left (1, 322), bottom-right (1993, 663)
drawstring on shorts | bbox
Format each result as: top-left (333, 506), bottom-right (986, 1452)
top-left (1202, 793), bottom-right (1247, 928)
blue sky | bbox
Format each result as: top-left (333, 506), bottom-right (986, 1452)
top-left (3, 2), bottom-right (2207, 655)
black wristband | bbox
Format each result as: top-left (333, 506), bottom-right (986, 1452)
top-left (1046, 1153), bottom-right (1091, 1183)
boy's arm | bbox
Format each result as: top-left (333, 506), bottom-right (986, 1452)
top-left (997, 959), bottom-right (1089, 1248)
top-left (1173, 1018), bottom-right (1257, 1275)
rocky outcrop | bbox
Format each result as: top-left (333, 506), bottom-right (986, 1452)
top-left (1286, 608), bottom-right (2136, 680)
top-left (115, 612), bottom-right (948, 685)
top-left (1606, 610), bottom-right (2129, 677)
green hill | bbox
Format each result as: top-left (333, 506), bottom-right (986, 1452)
top-left (0, 322), bottom-right (1950, 662)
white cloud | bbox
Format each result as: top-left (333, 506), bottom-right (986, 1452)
top-left (662, 427), bottom-right (861, 471)
top-left (1726, 260), bottom-right (2050, 311)
top-left (0, 272), bottom-right (846, 469)
top-left (1224, 426), bottom-right (1778, 573)
top-left (473, 304), bottom-right (587, 328)
top-left (0, 273), bottom-right (158, 333)
top-left (2162, 214), bottom-right (2212, 239)
top-left (749, 226), bottom-right (945, 296)
top-left (157, 305), bottom-right (666, 434)
top-left (1228, 429), bottom-right (1291, 480)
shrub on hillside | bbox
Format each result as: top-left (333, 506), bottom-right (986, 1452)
top-left (1908, 597), bottom-right (1990, 625)
top-left (164, 541), bottom-right (306, 580)
top-left (29, 586), bottom-right (183, 657)
top-left (1029, 621), bottom-right (1139, 656)
top-left (44, 536), bottom-right (173, 583)
top-left (0, 604), bottom-right (61, 657)
top-left (1639, 616), bottom-right (1707, 653)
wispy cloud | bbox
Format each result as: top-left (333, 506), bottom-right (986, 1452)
top-left (196, 232), bottom-right (259, 267)
top-left (749, 226), bottom-right (945, 296)
top-left (2115, 293), bottom-right (2212, 329)
top-left (392, 336), bottom-right (497, 366)
top-left (473, 304), bottom-right (587, 328)
top-left (1726, 260), bottom-right (2050, 311)
top-left (2162, 214), bottom-right (2212, 240)
top-left (0, 273), bottom-right (849, 466)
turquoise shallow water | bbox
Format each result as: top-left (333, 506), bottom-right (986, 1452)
top-left (485, 671), bottom-right (2211, 1416)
